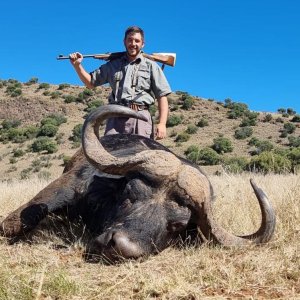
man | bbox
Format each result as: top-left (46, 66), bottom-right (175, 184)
top-left (69, 26), bottom-right (171, 139)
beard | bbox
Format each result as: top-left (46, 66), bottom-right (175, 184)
top-left (126, 47), bottom-right (141, 57)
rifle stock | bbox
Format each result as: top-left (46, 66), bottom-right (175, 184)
top-left (57, 52), bottom-right (176, 67)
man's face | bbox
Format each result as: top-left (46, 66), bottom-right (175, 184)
top-left (124, 32), bottom-right (144, 59)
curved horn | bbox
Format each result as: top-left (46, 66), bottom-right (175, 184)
top-left (201, 179), bottom-right (276, 246)
top-left (81, 105), bottom-right (149, 174)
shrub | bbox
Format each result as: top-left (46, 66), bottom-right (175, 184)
top-left (234, 127), bottom-right (253, 139)
top-left (181, 95), bottom-right (194, 110)
top-left (50, 91), bottom-right (61, 99)
top-left (38, 124), bottom-right (59, 137)
top-left (291, 115), bottom-right (300, 122)
top-left (287, 108), bottom-right (296, 115)
top-left (185, 124), bottom-right (198, 134)
top-left (31, 137), bottom-right (58, 153)
top-left (198, 147), bottom-right (220, 165)
top-left (248, 151), bottom-right (291, 174)
top-left (13, 149), bottom-right (25, 157)
top-left (58, 83), bottom-right (71, 90)
top-left (38, 83), bottom-right (50, 90)
top-left (252, 140), bottom-right (274, 154)
top-left (85, 99), bottom-right (104, 113)
top-left (10, 88), bottom-right (22, 97)
top-left (196, 118), bottom-right (209, 127)
top-left (222, 156), bottom-right (248, 173)
top-left (264, 114), bottom-right (273, 122)
top-left (70, 124), bottom-right (83, 144)
top-left (63, 94), bottom-right (77, 103)
top-left (277, 108), bottom-right (286, 114)
top-left (76, 88), bottom-right (94, 102)
top-left (166, 115), bottom-right (182, 127)
top-left (149, 104), bottom-right (157, 117)
top-left (225, 101), bottom-right (249, 119)
top-left (212, 137), bottom-right (233, 154)
top-left (2, 119), bottom-right (21, 129)
top-left (41, 114), bottom-right (67, 127)
top-left (288, 136), bottom-right (300, 147)
top-left (175, 132), bottom-right (190, 142)
top-left (26, 77), bottom-right (39, 85)
top-left (248, 137), bottom-right (260, 146)
top-left (283, 122), bottom-right (296, 134)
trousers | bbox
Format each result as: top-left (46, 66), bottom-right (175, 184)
top-left (104, 108), bottom-right (152, 138)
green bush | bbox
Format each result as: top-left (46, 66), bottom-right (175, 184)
top-left (175, 132), bottom-right (190, 142)
top-left (251, 140), bottom-right (274, 155)
top-left (26, 77), bottom-right (39, 85)
top-left (85, 99), bottom-right (104, 113)
top-left (185, 146), bottom-right (220, 165)
top-left (291, 115), bottom-right (300, 122)
top-left (70, 124), bottom-right (83, 144)
top-left (38, 83), bottom-right (50, 90)
top-left (76, 88), bottom-right (94, 102)
top-left (248, 151), bottom-right (291, 174)
top-left (288, 136), bottom-right (300, 147)
top-left (58, 83), bottom-right (71, 90)
top-left (196, 118), bottom-right (209, 127)
top-left (31, 137), bottom-right (58, 153)
top-left (181, 95), bottom-right (194, 110)
top-left (277, 108), bottom-right (286, 114)
top-left (222, 156), bottom-right (248, 173)
top-left (41, 114), bottom-right (67, 127)
top-left (198, 147), bottom-right (220, 165)
top-left (283, 122), bottom-right (296, 134)
top-left (63, 94), bottom-right (77, 103)
top-left (234, 127), bottom-right (253, 139)
top-left (185, 124), bottom-right (198, 134)
top-left (2, 119), bottom-right (21, 129)
top-left (50, 91), bottom-right (61, 99)
top-left (13, 149), bottom-right (25, 157)
top-left (264, 114), bottom-right (273, 122)
top-left (38, 124), bottom-right (59, 137)
top-left (166, 115), bottom-right (182, 127)
top-left (212, 137), bottom-right (233, 154)
top-left (248, 137), bottom-right (260, 146)
top-left (287, 108), bottom-right (296, 115)
top-left (225, 101), bottom-right (249, 119)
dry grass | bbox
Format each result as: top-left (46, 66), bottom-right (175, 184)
top-left (0, 174), bottom-right (300, 299)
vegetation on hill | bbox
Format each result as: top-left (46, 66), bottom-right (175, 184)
top-left (1, 77), bottom-right (300, 180)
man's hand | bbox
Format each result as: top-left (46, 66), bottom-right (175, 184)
top-left (155, 123), bottom-right (167, 140)
top-left (69, 52), bottom-right (83, 67)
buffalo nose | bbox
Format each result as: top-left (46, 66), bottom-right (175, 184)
top-left (94, 231), bottom-right (144, 260)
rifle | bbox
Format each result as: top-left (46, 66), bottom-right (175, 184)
top-left (57, 52), bottom-right (176, 68)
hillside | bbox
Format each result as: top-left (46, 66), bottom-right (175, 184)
top-left (0, 78), bottom-right (300, 181)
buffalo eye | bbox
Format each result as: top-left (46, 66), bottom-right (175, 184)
top-left (167, 220), bottom-right (189, 233)
top-left (120, 198), bottom-right (132, 210)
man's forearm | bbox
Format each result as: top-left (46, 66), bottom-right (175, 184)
top-left (73, 64), bottom-right (94, 89)
top-left (158, 96), bottom-right (169, 125)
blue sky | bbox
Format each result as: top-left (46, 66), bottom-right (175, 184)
top-left (1, 0), bottom-right (300, 113)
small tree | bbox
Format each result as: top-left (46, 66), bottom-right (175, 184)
top-left (248, 151), bottom-right (291, 174)
top-left (211, 137), bottom-right (233, 154)
top-left (283, 122), bottom-right (296, 134)
top-left (234, 127), bottom-right (253, 139)
top-left (31, 137), bottom-right (58, 153)
top-left (166, 115), bottom-right (182, 127)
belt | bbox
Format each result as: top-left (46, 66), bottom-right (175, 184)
top-left (129, 102), bottom-right (149, 111)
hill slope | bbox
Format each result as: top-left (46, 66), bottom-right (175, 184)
top-left (0, 79), bottom-right (299, 180)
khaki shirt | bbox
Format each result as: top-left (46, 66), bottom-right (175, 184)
top-left (90, 53), bottom-right (171, 105)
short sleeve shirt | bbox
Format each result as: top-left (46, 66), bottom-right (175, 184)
top-left (90, 53), bottom-right (172, 105)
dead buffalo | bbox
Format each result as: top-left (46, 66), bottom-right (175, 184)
top-left (0, 105), bottom-right (276, 262)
